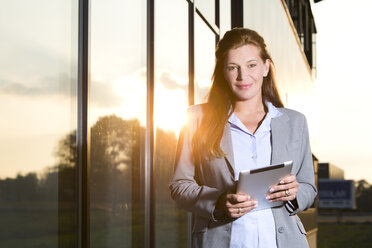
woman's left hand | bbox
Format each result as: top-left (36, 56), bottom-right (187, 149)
top-left (266, 174), bottom-right (299, 202)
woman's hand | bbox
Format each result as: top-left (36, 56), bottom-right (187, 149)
top-left (266, 174), bottom-right (299, 202)
top-left (216, 192), bottom-right (257, 218)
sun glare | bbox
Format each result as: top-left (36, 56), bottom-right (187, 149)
top-left (154, 83), bottom-right (188, 136)
top-left (113, 70), bottom-right (189, 136)
top-left (113, 72), bottom-right (147, 125)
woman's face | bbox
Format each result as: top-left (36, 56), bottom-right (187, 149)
top-left (223, 44), bottom-right (270, 103)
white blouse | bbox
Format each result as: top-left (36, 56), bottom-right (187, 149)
top-left (228, 102), bottom-right (282, 248)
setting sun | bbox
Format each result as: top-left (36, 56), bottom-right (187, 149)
top-left (112, 70), bottom-right (189, 136)
top-left (154, 72), bottom-right (189, 136)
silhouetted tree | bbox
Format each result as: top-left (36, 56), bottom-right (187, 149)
top-left (154, 127), bottom-right (178, 205)
top-left (355, 180), bottom-right (372, 212)
top-left (90, 115), bottom-right (140, 209)
top-left (355, 179), bottom-right (369, 198)
top-left (0, 173), bottom-right (40, 202)
top-left (55, 131), bottom-right (77, 169)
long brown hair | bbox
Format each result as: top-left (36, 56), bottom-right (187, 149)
top-left (195, 28), bottom-right (284, 158)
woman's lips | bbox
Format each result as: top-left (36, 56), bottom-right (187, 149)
top-left (236, 83), bottom-right (253, 89)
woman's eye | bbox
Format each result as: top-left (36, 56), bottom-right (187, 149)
top-left (227, 66), bottom-right (238, 71)
top-left (248, 64), bottom-right (257, 68)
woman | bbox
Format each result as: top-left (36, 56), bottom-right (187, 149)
top-left (170, 28), bottom-right (316, 248)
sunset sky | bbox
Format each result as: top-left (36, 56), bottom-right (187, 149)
top-left (312, 0), bottom-right (372, 182)
top-left (1, 0), bottom-right (372, 183)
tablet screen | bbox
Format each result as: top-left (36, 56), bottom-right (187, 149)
top-left (236, 161), bottom-right (293, 211)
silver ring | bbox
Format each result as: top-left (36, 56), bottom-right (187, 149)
top-left (285, 189), bottom-right (290, 197)
top-left (238, 208), bottom-right (242, 214)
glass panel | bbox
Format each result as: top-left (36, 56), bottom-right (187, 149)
top-left (0, 1), bottom-right (78, 247)
top-left (219, 0), bottom-right (231, 37)
top-left (89, 0), bottom-right (146, 247)
top-left (154, 0), bottom-right (188, 247)
top-left (195, 0), bottom-right (216, 26)
top-left (194, 15), bottom-right (216, 104)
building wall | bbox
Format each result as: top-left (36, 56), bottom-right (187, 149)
top-left (0, 0), bottom-right (317, 247)
top-left (0, 0), bottom-right (224, 247)
top-left (243, 1), bottom-right (318, 247)
top-left (244, 0), bottom-right (317, 147)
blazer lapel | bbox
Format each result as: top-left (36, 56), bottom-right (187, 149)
top-left (220, 122), bottom-right (235, 177)
top-left (271, 111), bottom-right (290, 164)
top-left (220, 111), bottom-right (290, 179)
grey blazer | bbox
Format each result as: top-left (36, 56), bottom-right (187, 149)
top-left (170, 104), bottom-right (317, 248)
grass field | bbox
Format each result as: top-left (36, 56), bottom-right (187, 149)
top-left (0, 204), bottom-right (187, 248)
top-left (5, 205), bottom-right (371, 248)
top-left (317, 222), bottom-right (372, 248)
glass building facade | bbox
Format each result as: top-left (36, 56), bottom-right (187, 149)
top-left (0, 0), bottom-right (317, 247)
top-left (0, 0), bottom-right (228, 247)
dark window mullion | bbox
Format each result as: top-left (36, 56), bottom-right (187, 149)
top-left (231, 0), bottom-right (243, 28)
top-left (215, 0), bottom-right (220, 44)
top-left (187, 1), bottom-right (195, 248)
top-left (146, 0), bottom-right (155, 247)
top-left (188, 1), bottom-right (195, 106)
top-left (77, 0), bottom-right (90, 247)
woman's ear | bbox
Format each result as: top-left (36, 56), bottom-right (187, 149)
top-left (263, 59), bottom-right (270, 77)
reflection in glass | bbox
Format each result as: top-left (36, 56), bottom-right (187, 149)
top-left (194, 14), bottom-right (217, 104)
top-left (0, 1), bottom-right (78, 247)
top-left (219, 0), bottom-right (231, 37)
top-left (154, 0), bottom-right (189, 247)
top-left (195, 0), bottom-right (216, 26)
top-left (89, 0), bottom-right (146, 247)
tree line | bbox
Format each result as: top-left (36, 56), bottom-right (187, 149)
top-left (0, 114), bottom-right (179, 211)
top-left (1, 114), bottom-right (372, 212)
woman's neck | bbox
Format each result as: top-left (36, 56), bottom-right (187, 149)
top-left (233, 97), bottom-right (267, 134)
top-left (233, 97), bottom-right (265, 115)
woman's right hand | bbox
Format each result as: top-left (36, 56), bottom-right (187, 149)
top-left (217, 193), bottom-right (258, 218)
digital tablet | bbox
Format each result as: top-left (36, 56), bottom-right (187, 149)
top-left (236, 161), bottom-right (293, 211)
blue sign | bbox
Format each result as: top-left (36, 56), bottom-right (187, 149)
top-left (318, 179), bottom-right (355, 209)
